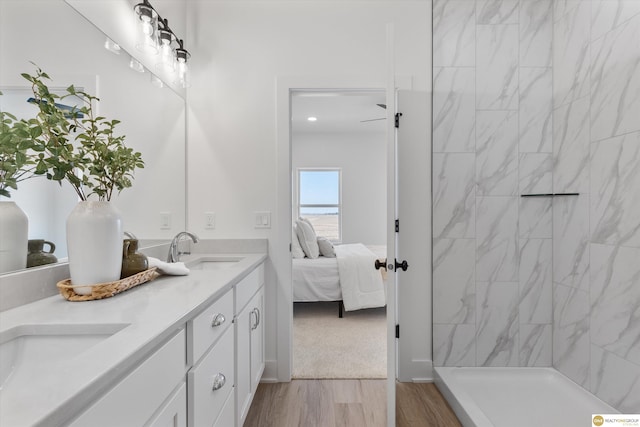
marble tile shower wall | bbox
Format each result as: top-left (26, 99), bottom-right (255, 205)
top-left (432, 0), bottom-right (640, 412)
top-left (553, 0), bottom-right (640, 412)
top-left (433, 0), bottom-right (554, 369)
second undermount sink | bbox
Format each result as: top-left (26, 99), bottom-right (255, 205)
top-left (188, 256), bottom-right (244, 271)
top-left (0, 323), bottom-right (129, 392)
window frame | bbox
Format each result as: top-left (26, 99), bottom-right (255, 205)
top-left (296, 168), bottom-right (342, 243)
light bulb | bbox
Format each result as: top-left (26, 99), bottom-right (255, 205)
top-left (159, 41), bottom-right (175, 71)
top-left (141, 21), bottom-right (153, 36)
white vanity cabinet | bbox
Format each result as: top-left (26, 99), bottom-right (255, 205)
top-left (60, 260), bottom-right (266, 427)
top-left (69, 328), bottom-right (187, 427)
top-left (235, 265), bottom-right (265, 426)
top-left (187, 288), bottom-right (235, 427)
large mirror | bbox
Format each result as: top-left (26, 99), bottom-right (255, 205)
top-left (0, 0), bottom-right (186, 274)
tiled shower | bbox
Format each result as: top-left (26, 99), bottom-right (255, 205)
top-left (432, 0), bottom-right (640, 412)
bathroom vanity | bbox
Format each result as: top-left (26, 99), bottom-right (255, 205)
top-left (0, 251), bottom-right (267, 427)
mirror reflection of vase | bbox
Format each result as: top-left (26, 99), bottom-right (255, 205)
top-left (0, 201), bottom-right (28, 274)
top-left (27, 239), bottom-right (58, 268)
top-left (66, 201), bottom-right (122, 295)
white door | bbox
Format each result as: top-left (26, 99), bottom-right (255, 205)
top-left (386, 89), bottom-right (432, 424)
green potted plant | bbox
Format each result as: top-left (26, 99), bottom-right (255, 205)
top-left (0, 94), bottom-right (37, 273)
top-left (22, 66), bottom-right (144, 293)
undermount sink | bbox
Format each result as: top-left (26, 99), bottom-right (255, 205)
top-left (188, 256), bottom-right (244, 271)
top-left (0, 323), bottom-right (129, 392)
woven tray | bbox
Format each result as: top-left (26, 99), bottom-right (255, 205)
top-left (57, 267), bottom-right (160, 301)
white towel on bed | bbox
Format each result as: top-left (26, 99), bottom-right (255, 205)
top-left (334, 243), bottom-right (386, 311)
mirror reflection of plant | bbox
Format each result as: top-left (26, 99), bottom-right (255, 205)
top-left (0, 92), bottom-right (39, 198)
top-left (22, 65), bottom-right (144, 201)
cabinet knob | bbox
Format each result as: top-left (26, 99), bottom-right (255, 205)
top-left (212, 373), bottom-right (226, 391)
top-left (211, 313), bottom-right (226, 328)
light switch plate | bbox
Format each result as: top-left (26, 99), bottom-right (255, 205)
top-left (254, 211), bottom-right (271, 229)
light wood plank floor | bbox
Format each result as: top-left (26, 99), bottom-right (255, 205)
top-left (245, 380), bottom-right (461, 427)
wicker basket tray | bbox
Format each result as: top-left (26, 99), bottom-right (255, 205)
top-left (57, 267), bottom-right (160, 301)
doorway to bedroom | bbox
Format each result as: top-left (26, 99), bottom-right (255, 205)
top-left (290, 89), bottom-right (388, 379)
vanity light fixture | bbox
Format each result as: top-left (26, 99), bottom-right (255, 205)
top-left (307, 117), bottom-right (318, 122)
top-left (175, 40), bottom-right (191, 88)
top-left (134, 0), bottom-right (191, 88)
top-left (133, 0), bottom-right (159, 54)
top-left (157, 19), bottom-right (176, 72)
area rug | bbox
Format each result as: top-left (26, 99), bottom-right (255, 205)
top-left (293, 301), bottom-right (387, 379)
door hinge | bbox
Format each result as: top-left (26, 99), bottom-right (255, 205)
top-left (395, 324), bottom-right (400, 339)
top-left (395, 112), bottom-right (402, 128)
top-left (395, 219), bottom-right (399, 233)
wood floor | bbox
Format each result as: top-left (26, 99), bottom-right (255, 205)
top-left (244, 380), bottom-right (461, 427)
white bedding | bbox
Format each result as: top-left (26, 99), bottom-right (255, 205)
top-left (334, 243), bottom-right (386, 311)
top-left (293, 256), bottom-right (341, 301)
top-left (292, 244), bottom-right (386, 311)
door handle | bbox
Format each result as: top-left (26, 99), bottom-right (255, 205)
top-left (374, 259), bottom-right (387, 270)
top-left (395, 259), bottom-right (409, 271)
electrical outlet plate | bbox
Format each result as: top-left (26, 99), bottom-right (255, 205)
top-left (160, 212), bottom-right (171, 230)
top-left (205, 212), bottom-right (215, 229)
top-left (254, 211), bottom-right (271, 229)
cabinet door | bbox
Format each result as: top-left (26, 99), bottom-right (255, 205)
top-left (249, 287), bottom-right (265, 393)
top-left (235, 302), bottom-right (252, 425)
top-left (69, 329), bottom-right (186, 427)
top-left (146, 382), bottom-right (187, 427)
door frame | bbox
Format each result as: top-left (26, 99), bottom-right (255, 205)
top-left (275, 75), bottom-right (416, 383)
top-left (275, 75), bottom-right (389, 382)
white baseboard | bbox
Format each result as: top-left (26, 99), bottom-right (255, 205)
top-left (261, 359), bottom-right (279, 383)
top-left (398, 358), bottom-right (434, 382)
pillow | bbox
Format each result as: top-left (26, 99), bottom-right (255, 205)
top-left (317, 237), bottom-right (336, 258)
top-left (291, 225), bottom-right (306, 259)
top-left (295, 219), bottom-right (319, 259)
top-left (298, 217), bottom-right (316, 233)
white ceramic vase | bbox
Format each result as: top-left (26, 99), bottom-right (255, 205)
top-left (0, 201), bottom-right (29, 274)
top-left (67, 200), bottom-right (122, 295)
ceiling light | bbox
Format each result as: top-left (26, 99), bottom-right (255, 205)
top-left (307, 117), bottom-right (317, 122)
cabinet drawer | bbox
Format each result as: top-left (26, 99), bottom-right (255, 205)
top-left (235, 263), bottom-right (264, 313)
top-left (188, 289), bottom-right (233, 365)
top-left (188, 325), bottom-right (234, 427)
top-left (70, 329), bottom-right (186, 427)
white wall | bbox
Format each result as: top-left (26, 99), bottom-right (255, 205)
top-left (292, 131), bottom-right (386, 245)
top-left (186, 1), bottom-right (431, 380)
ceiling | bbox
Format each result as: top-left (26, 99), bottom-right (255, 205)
top-left (291, 90), bottom-right (387, 135)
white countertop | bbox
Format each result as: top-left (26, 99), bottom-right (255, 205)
top-left (0, 253), bottom-right (267, 427)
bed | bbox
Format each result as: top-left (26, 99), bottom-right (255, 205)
top-left (293, 244), bottom-right (386, 317)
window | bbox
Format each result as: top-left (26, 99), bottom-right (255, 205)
top-left (297, 169), bottom-right (341, 242)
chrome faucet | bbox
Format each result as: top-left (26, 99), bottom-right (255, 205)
top-left (124, 231), bottom-right (137, 240)
top-left (167, 231), bottom-right (199, 263)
